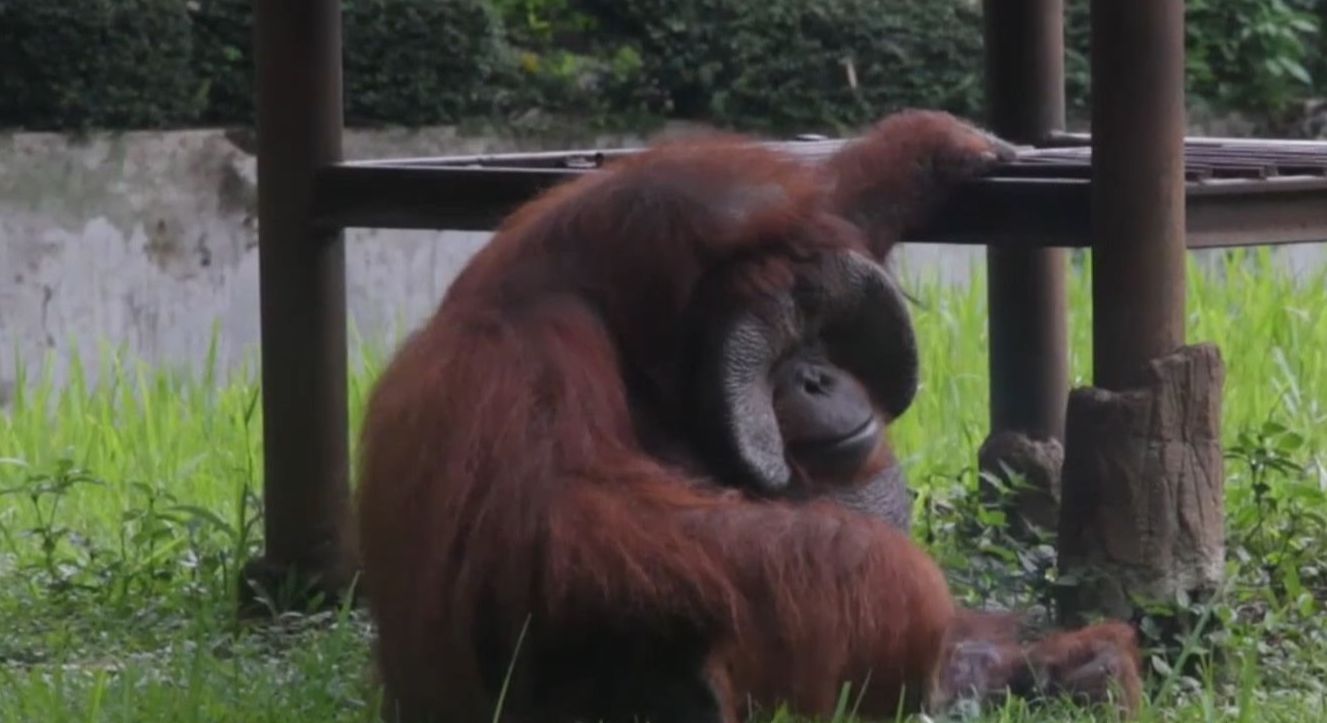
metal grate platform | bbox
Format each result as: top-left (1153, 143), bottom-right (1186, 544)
top-left (312, 135), bottom-right (1327, 249)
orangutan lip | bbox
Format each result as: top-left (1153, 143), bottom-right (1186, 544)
top-left (826, 417), bottom-right (881, 451)
top-left (789, 417), bottom-right (880, 455)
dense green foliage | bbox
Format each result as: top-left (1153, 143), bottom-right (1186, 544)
top-left (0, 0), bottom-right (202, 130)
top-left (574, 0), bottom-right (984, 132)
top-left (341, 0), bottom-right (509, 125)
top-left (188, 0), bottom-right (253, 126)
top-left (1, 0), bottom-right (510, 130)
top-left (2, 250), bottom-right (1327, 719)
top-left (0, 0), bottom-right (1322, 133)
top-left (1059, 0), bottom-right (1324, 119)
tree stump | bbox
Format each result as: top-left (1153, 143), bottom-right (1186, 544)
top-left (978, 431), bottom-right (1064, 536)
top-left (1056, 343), bottom-right (1226, 627)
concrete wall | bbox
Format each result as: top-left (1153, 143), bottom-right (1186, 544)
top-left (1, 125), bottom-right (1322, 399)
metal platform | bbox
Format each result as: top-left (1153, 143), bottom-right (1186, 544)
top-left (313, 135), bottom-right (1327, 249)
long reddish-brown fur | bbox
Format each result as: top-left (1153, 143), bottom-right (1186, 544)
top-left (355, 111), bottom-right (1140, 722)
top-left (937, 611), bottom-right (1142, 709)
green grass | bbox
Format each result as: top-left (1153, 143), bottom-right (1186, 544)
top-left (1, 248), bottom-right (1325, 722)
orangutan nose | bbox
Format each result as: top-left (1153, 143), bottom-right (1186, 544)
top-left (798, 367), bottom-right (834, 396)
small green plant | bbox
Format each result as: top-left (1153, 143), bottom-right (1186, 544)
top-left (914, 463), bottom-right (1063, 631)
top-left (0, 457), bottom-right (104, 597)
top-left (0, 455), bottom-right (262, 618)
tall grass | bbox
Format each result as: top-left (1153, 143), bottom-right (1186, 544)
top-left (889, 248), bottom-right (1327, 484)
top-left (0, 248), bottom-right (1325, 721)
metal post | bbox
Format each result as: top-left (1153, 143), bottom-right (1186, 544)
top-left (1055, 0), bottom-right (1221, 632)
top-left (983, 0), bottom-right (1069, 440)
top-left (977, 0), bottom-right (1070, 532)
top-left (243, 0), bottom-right (354, 611)
top-left (1091, 0), bottom-right (1187, 388)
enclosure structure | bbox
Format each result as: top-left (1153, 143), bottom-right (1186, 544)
top-left (244, 0), bottom-right (1327, 620)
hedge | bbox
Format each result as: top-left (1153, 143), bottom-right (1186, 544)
top-left (0, 0), bottom-right (201, 130)
top-left (342, 0), bottom-right (508, 125)
top-left (1, 0), bottom-right (511, 130)
top-left (578, 0), bottom-right (985, 132)
top-left (0, 0), bottom-right (987, 132)
top-left (0, 0), bottom-right (1321, 133)
top-left (189, 0), bottom-right (255, 126)
top-left (1061, 0), bottom-right (1324, 119)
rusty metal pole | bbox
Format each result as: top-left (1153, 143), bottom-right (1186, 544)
top-left (977, 0), bottom-right (1070, 532)
top-left (1090, 0), bottom-right (1187, 387)
top-left (242, 0), bottom-right (354, 612)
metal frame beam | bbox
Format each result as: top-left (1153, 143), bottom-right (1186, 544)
top-left (245, 0), bottom-right (355, 609)
top-left (1090, 0), bottom-right (1188, 389)
top-left (312, 163), bottom-right (1327, 248)
top-left (982, 0), bottom-right (1070, 441)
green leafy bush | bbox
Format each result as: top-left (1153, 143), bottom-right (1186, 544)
top-left (189, 0), bottom-right (255, 125)
top-left (0, 0), bottom-right (202, 130)
top-left (1064, 0), bottom-right (1323, 120)
top-left (1187, 0), bottom-right (1320, 116)
top-left (482, 0), bottom-right (663, 124)
top-left (577, 0), bottom-right (986, 133)
top-left (1, 0), bottom-right (1323, 133)
top-left (188, 0), bottom-right (509, 127)
top-left (341, 0), bottom-right (509, 125)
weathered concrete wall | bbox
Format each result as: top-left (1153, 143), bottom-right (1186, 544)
top-left (0, 124), bottom-right (982, 396)
top-left (1, 125), bottom-right (1322, 399)
top-left (0, 128), bottom-right (557, 394)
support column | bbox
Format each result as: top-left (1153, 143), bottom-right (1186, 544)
top-left (1057, 0), bottom-right (1226, 629)
top-left (240, 0), bottom-right (356, 614)
top-left (978, 0), bottom-right (1070, 535)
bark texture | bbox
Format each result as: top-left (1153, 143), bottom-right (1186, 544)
top-left (1056, 343), bottom-right (1226, 625)
top-left (978, 431), bottom-right (1064, 534)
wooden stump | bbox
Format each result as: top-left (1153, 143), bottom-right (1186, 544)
top-left (1056, 343), bottom-right (1226, 626)
top-left (978, 431), bottom-right (1064, 535)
